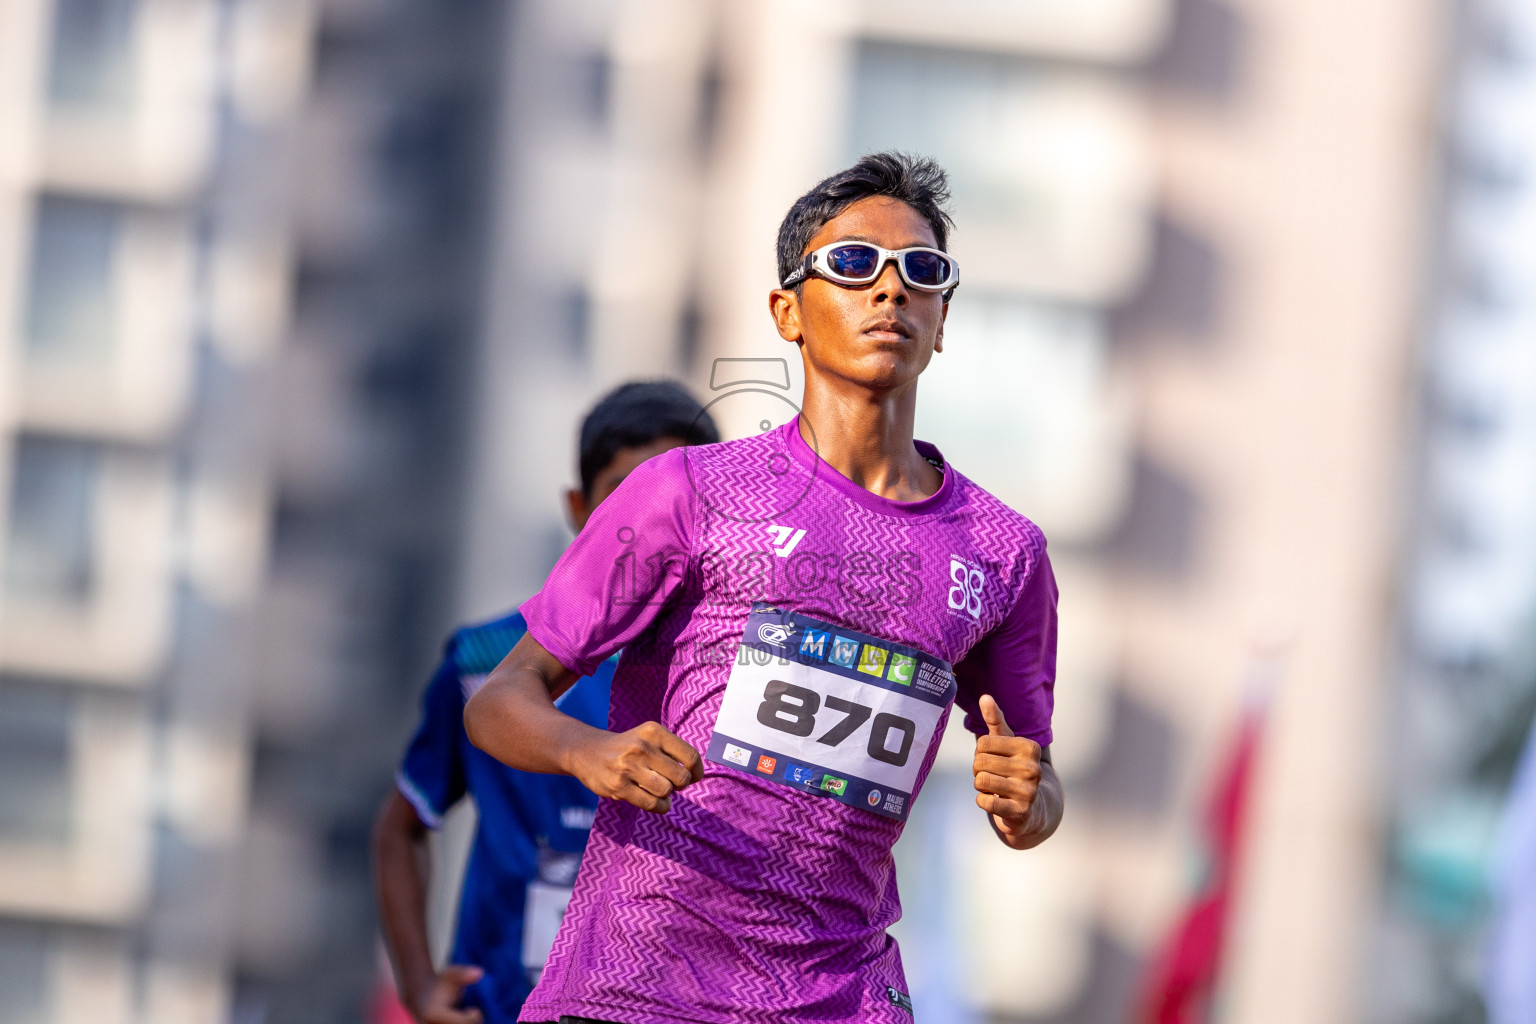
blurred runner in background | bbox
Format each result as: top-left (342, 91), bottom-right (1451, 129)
top-left (372, 381), bottom-right (719, 1024)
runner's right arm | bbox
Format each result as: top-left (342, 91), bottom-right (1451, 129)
top-left (465, 451), bottom-right (703, 812)
top-left (465, 633), bottom-right (701, 813)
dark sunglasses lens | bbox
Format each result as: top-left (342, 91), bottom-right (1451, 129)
top-left (827, 244), bottom-right (880, 279)
top-left (903, 251), bottom-right (950, 287)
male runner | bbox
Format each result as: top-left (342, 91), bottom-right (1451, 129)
top-left (465, 151), bottom-right (1064, 1023)
top-left (373, 381), bottom-right (719, 1024)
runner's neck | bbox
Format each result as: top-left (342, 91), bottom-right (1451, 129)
top-left (793, 397), bottom-right (941, 504)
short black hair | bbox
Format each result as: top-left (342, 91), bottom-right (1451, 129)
top-left (578, 380), bottom-right (718, 497)
top-left (775, 151), bottom-right (955, 287)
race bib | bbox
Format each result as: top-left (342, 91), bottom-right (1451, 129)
top-left (705, 603), bottom-right (957, 821)
top-left (521, 847), bottom-right (580, 983)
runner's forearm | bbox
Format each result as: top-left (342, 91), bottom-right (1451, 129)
top-left (464, 635), bottom-right (594, 776)
top-left (466, 672), bottom-right (604, 775)
top-left (467, 634), bottom-right (701, 813)
top-left (372, 791), bottom-right (439, 1004)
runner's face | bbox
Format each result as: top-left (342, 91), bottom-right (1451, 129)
top-left (780, 197), bottom-right (948, 391)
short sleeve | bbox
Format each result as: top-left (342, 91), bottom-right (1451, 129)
top-left (396, 653), bottom-right (467, 829)
top-left (953, 547), bottom-right (1058, 747)
top-left (521, 449), bottom-right (695, 677)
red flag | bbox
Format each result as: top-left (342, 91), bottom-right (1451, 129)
top-left (1139, 695), bottom-right (1268, 1024)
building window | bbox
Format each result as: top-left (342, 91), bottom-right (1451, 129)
top-left (0, 682), bottom-right (72, 847)
top-left (558, 285), bottom-right (590, 364)
top-left (846, 41), bottom-right (1151, 302)
top-left (847, 42), bottom-right (1035, 217)
top-left (24, 196), bottom-right (118, 367)
top-left (4, 436), bottom-right (98, 607)
top-left (573, 49), bottom-right (611, 129)
top-left (47, 0), bottom-right (139, 113)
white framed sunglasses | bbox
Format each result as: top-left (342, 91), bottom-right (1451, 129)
top-left (782, 241), bottom-right (960, 297)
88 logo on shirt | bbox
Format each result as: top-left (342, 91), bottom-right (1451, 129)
top-left (948, 556), bottom-right (985, 619)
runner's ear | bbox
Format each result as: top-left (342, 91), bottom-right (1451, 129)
top-left (566, 487), bottom-right (591, 533)
top-left (769, 286), bottom-right (805, 343)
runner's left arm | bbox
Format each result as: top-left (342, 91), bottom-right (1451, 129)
top-left (973, 695), bottom-right (1064, 850)
top-left (954, 546), bottom-right (1063, 849)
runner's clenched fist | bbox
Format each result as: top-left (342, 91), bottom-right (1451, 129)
top-left (567, 720), bottom-right (703, 813)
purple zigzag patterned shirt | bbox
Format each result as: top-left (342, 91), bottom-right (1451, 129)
top-left (518, 419), bottom-right (1057, 1024)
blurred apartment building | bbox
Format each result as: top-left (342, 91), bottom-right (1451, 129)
top-left (0, 0), bottom-right (275, 1019)
top-left (0, 0), bottom-right (500, 1021)
top-left (1376, 2), bottom-right (1536, 1022)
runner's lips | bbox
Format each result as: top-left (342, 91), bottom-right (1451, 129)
top-left (863, 320), bottom-right (911, 341)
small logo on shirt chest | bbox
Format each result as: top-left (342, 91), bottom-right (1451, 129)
top-left (947, 556), bottom-right (986, 620)
top-left (766, 524), bottom-right (807, 557)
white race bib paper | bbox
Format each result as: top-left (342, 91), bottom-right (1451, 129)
top-left (706, 603), bottom-right (957, 821)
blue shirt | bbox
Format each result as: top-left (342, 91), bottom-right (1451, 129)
top-left (396, 611), bottom-right (612, 1023)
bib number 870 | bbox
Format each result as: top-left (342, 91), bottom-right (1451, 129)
top-left (755, 680), bottom-right (916, 768)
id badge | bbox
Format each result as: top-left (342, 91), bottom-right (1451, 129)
top-left (705, 603), bottom-right (957, 821)
top-left (521, 846), bottom-right (580, 983)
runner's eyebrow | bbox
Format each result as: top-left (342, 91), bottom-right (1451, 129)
top-left (826, 234), bottom-right (937, 250)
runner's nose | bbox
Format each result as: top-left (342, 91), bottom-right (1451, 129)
top-left (871, 260), bottom-right (908, 307)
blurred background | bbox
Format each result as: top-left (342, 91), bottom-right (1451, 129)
top-left (2, 0), bottom-right (1535, 1021)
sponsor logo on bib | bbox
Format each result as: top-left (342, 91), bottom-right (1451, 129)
top-left (856, 644), bottom-right (889, 677)
top-left (784, 762), bottom-right (817, 786)
top-left (723, 743), bottom-right (752, 767)
top-left (757, 622), bottom-right (790, 647)
top-left (829, 636), bottom-right (860, 668)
